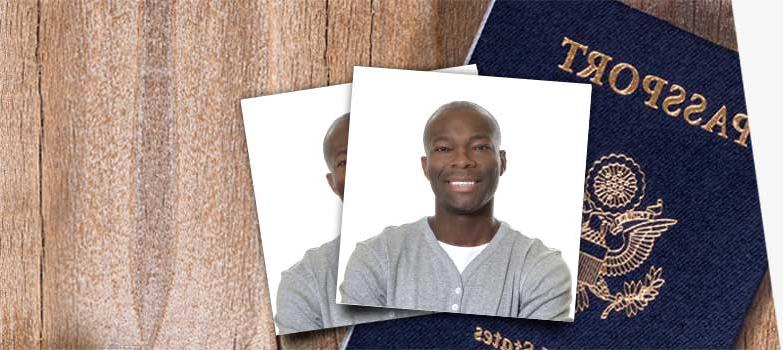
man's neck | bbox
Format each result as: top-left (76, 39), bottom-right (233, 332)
top-left (428, 202), bottom-right (498, 247)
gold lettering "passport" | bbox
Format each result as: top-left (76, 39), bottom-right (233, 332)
top-left (558, 36), bottom-right (750, 148)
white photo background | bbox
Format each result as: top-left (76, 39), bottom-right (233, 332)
top-left (337, 67), bottom-right (592, 319)
top-left (240, 65), bottom-right (477, 333)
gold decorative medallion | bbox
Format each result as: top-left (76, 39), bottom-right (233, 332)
top-left (577, 154), bottom-right (677, 319)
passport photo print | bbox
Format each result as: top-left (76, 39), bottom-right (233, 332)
top-left (337, 67), bottom-right (592, 321)
top-left (240, 65), bottom-right (477, 335)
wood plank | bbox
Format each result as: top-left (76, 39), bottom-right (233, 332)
top-left (147, 1), bottom-right (275, 347)
top-left (279, 328), bottom-right (346, 350)
top-left (39, 1), bottom-right (276, 348)
top-left (736, 272), bottom-right (779, 349)
top-left (623, 0), bottom-right (738, 51)
top-left (261, 1), bottom-right (329, 94)
top-left (717, 0), bottom-right (738, 51)
top-left (370, 0), bottom-right (491, 70)
top-left (40, 1), bottom-right (142, 346)
top-left (693, 0), bottom-right (721, 46)
top-left (326, 0), bottom-right (372, 85)
top-left (0, 0), bottom-right (41, 348)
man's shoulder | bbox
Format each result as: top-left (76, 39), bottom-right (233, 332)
top-left (357, 217), bottom-right (429, 251)
top-left (500, 222), bottom-right (564, 261)
top-left (501, 222), bottom-right (571, 292)
top-left (282, 237), bottom-right (340, 279)
top-left (306, 237), bottom-right (341, 262)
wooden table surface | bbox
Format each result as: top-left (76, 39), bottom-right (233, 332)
top-left (0, 1), bottom-right (776, 349)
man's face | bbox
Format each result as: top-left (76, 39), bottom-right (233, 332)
top-left (421, 109), bottom-right (506, 214)
top-left (325, 118), bottom-right (349, 200)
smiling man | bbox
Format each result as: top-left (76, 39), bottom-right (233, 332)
top-left (339, 101), bottom-right (573, 320)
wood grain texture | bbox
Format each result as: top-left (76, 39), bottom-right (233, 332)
top-left (39, 0), bottom-right (138, 345)
top-left (623, 0), bottom-right (738, 51)
top-left (370, 0), bottom-right (490, 70)
top-left (0, 0), bottom-right (41, 348)
top-left (39, 1), bottom-right (274, 348)
top-left (326, 0), bottom-right (372, 85)
top-left (737, 272), bottom-right (779, 349)
top-left (279, 327), bottom-right (346, 350)
top-left (155, 1), bottom-right (273, 347)
top-left (262, 1), bottom-right (328, 94)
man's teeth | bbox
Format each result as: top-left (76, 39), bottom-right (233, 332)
top-left (450, 181), bottom-right (476, 185)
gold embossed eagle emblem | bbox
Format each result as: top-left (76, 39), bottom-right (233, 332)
top-left (577, 154), bottom-right (678, 319)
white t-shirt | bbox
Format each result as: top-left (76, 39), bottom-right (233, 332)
top-left (437, 241), bottom-right (489, 274)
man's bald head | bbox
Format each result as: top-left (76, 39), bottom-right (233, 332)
top-left (323, 113), bottom-right (350, 171)
top-left (323, 113), bottom-right (350, 200)
top-left (422, 101), bottom-right (501, 151)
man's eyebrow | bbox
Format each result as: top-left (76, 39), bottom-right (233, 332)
top-left (428, 136), bottom-right (451, 145)
top-left (467, 134), bottom-right (496, 144)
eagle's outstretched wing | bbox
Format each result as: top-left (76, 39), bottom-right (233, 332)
top-left (604, 218), bottom-right (677, 277)
top-left (581, 221), bottom-right (605, 245)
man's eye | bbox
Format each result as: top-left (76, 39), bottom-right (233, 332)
top-left (433, 146), bottom-right (451, 153)
top-left (475, 144), bottom-right (492, 151)
top-left (337, 160), bottom-right (347, 167)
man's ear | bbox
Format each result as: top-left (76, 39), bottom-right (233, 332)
top-left (499, 150), bottom-right (507, 176)
top-left (421, 156), bottom-right (429, 178)
top-left (326, 172), bottom-right (339, 196)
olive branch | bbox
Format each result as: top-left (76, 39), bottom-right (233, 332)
top-left (599, 266), bottom-right (664, 319)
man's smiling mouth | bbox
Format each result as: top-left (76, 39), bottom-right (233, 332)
top-left (448, 180), bottom-right (477, 185)
top-left (446, 179), bottom-right (480, 192)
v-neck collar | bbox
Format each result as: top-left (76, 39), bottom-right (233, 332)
top-left (417, 217), bottom-right (509, 282)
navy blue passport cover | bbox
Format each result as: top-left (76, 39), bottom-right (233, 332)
top-left (346, 1), bottom-right (769, 349)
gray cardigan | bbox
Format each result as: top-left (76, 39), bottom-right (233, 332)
top-left (339, 217), bottom-right (573, 321)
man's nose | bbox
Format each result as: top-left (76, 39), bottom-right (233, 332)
top-left (450, 147), bottom-right (477, 168)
